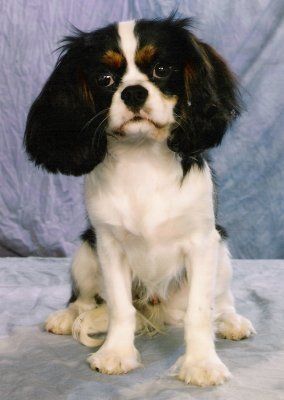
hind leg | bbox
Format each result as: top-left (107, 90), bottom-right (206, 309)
top-left (45, 239), bottom-right (103, 335)
top-left (214, 242), bottom-right (255, 340)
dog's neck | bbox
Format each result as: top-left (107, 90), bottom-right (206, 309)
top-left (106, 133), bottom-right (176, 163)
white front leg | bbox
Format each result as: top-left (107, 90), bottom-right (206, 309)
top-left (173, 230), bottom-right (231, 386)
top-left (87, 229), bottom-right (141, 374)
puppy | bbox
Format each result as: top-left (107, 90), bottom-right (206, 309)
top-left (24, 17), bottom-right (255, 386)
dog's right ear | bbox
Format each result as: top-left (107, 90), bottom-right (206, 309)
top-left (24, 37), bottom-right (107, 176)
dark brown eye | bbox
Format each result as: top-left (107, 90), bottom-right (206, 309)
top-left (153, 63), bottom-right (172, 79)
top-left (96, 73), bottom-right (114, 87)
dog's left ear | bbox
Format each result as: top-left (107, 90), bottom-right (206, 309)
top-left (24, 39), bottom-right (107, 176)
top-left (169, 36), bottom-right (241, 162)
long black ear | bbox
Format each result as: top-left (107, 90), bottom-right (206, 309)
top-left (169, 34), bottom-right (241, 169)
top-left (24, 39), bottom-right (107, 176)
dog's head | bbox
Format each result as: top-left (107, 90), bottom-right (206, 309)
top-left (24, 17), bottom-right (241, 176)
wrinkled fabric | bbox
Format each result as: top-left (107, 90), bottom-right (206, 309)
top-left (0, 0), bottom-right (284, 258)
top-left (0, 258), bottom-right (284, 399)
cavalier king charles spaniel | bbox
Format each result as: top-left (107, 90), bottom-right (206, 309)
top-left (24, 17), bottom-right (255, 386)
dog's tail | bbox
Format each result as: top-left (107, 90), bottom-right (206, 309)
top-left (134, 301), bottom-right (166, 336)
top-left (72, 305), bottom-right (107, 347)
top-left (72, 302), bottom-right (166, 347)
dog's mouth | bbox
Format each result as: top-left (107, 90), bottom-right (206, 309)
top-left (129, 116), bottom-right (144, 123)
top-left (127, 115), bottom-right (164, 128)
top-left (116, 114), bottom-right (165, 136)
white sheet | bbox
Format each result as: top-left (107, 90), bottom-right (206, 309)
top-left (1, 258), bottom-right (284, 399)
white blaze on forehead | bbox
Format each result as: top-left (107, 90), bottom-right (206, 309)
top-left (117, 20), bottom-right (145, 83)
top-left (117, 20), bottom-right (137, 62)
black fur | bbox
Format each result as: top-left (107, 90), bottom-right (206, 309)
top-left (24, 17), bottom-right (240, 177)
top-left (68, 286), bottom-right (79, 304)
top-left (216, 224), bottom-right (229, 240)
top-left (24, 24), bottom-right (121, 175)
top-left (80, 226), bottom-right (97, 248)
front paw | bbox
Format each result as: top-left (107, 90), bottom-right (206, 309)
top-left (217, 313), bottom-right (256, 341)
top-left (87, 345), bottom-right (141, 375)
top-left (171, 354), bottom-right (231, 386)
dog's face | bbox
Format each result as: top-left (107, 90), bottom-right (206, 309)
top-left (106, 20), bottom-right (181, 142)
top-left (24, 17), bottom-right (240, 176)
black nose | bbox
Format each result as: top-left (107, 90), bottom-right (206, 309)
top-left (121, 85), bottom-right (148, 110)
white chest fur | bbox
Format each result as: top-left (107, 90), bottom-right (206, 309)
top-left (85, 139), bottom-right (215, 296)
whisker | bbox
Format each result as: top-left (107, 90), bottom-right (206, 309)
top-left (95, 116), bottom-right (108, 138)
top-left (172, 113), bottom-right (189, 134)
top-left (171, 113), bottom-right (206, 156)
top-left (80, 108), bottom-right (109, 134)
top-left (91, 115), bottom-right (109, 149)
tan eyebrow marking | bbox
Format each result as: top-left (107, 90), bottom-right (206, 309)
top-left (135, 44), bottom-right (157, 65)
top-left (101, 50), bottom-right (125, 69)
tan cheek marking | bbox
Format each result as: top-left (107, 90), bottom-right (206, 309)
top-left (101, 50), bottom-right (125, 69)
top-left (150, 94), bottom-right (178, 141)
top-left (151, 126), bottom-right (171, 141)
top-left (135, 44), bottom-right (156, 65)
top-left (162, 93), bottom-right (178, 103)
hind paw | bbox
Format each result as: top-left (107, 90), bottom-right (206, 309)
top-left (45, 308), bottom-right (77, 335)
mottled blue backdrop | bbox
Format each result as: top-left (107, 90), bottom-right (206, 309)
top-left (1, 0), bottom-right (283, 258)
